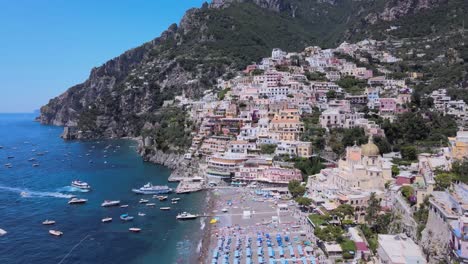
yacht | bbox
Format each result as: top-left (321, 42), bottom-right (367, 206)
top-left (49, 230), bottom-right (63, 236)
top-left (68, 198), bottom-right (87, 204)
top-left (101, 200), bottom-right (120, 207)
top-left (132, 183), bottom-right (172, 195)
top-left (71, 180), bottom-right (91, 190)
top-left (101, 217), bottom-right (112, 223)
top-left (176, 212), bottom-right (198, 220)
top-left (120, 214), bottom-right (134, 221)
top-left (42, 220), bottom-right (56, 225)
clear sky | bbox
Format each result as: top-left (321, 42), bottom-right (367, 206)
top-left (0, 0), bottom-right (207, 113)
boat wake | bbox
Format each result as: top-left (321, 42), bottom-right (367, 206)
top-left (0, 185), bottom-right (74, 199)
top-left (57, 186), bottom-right (90, 193)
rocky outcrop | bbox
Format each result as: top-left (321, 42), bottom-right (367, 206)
top-left (366, 0), bottom-right (448, 23)
top-left (210, 0), bottom-right (290, 12)
top-left (420, 210), bottom-right (451, 263)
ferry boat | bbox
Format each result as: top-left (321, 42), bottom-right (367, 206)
top-left (42, 220), bottom-right (56, 225)
top-left (160, 207), bottom-right (171, 211)
top-left (71, 180), bottom-right (91, 190)
top-left (68, 198), bottom-right (87, 204)
top-left (120, 214), bottom-right (134, 221)
top-left (129, 228), bottom-right (141, 233)
top-left (101, 200), bottom-right (120, 207)
top-left (101, 217), bottom-right (112, 223)
top-left (176, 212), bottom-right (198, 220)
top-left (49, 230), bottom-right (63, 236)
top-left (131, 183), bottom-right (172, 195)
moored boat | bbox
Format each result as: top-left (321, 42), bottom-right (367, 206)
top-left (176, 212), bottom-right (198, 220)
top-left (139, 199), bottom-right (149, 204)
top-left (0, 228), bottom-right (7, 236)
top-left (132, 182), bottom-right (172, 195)
top-left (101, 200), bottom-right (120, 207)
top-left (42, 220), bottom-right (56, 225)
top-left (101, 217), bottom-right (112, 223)
top-left (138, 212), bottom-right (146, 216)
top-left (49, 230), bottom-right (63, 236)
top-left (146, 203), bottom-right (156, 207)
top-left (68, 198), bottom-right (87, 204)
top-left (160, 207), bottom-right (171, 211)
top-left (71, 180), bottom-right (91, 190)
top-left (120, 214), bottom-right (134, 221)
top-left (171, 198), bottom-right (180, 202)
top-left (154, 195), bottom-right (168, 201)
top-left (129, 228), bottom-right (141, 233)
top-left (120, 204), bottom-right (129, 208)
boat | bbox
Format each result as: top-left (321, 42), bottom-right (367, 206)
top-left (129, 228), bottom-right (141, 233)
top-left (49, 230), bottom-right (63, 236)
top-left (32, 163), bottom-right (40, 167)
top-left (120, 204), bottom-right (129, 208)
top-left (131, 183), bottom-right (173, 195)
top-left (28, 158), bottom-right (36, 162)
top-left (138, 212), bottom-right (146, 216)
top-left (7, 156), bottom-right (14, 159)
top-left (101, 217), bottom-right (112, 223)
top-left (20, 191), bottom-right (29, 197)
top-left (120, 214), bottom-right (134, 221)
top-left (71, 180), bottom-right (91, 190)
top-left (139, 199), bottom-right (149, 204)
top-left (171, 201), bottom-right (178, 204)
top-left (160, 207), bottom-right (171, 211)
top-left (101, 200), bottom-right (120, 207)
top-left (68, 198), bottom-right (87, 204)
top-left (222, 208), bottom-right (228, 213)
top-left (146, 203), bottom-right (156, 207)
top-left (171, 198), bottom-right (180, 202)
top-left (176, 212), bottom-right (198, 220)
top-left (0, 228), bottom-right (6, 236)
top-left (4, 163), bottom-right (12, 168)
top-left (154, 195), bottom-right (168, 201)
top-left (42, 220), bottom-right (56, 225)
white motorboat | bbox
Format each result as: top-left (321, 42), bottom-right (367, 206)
top-left (71, 180), bottom-right (91, 190)
top-left (101, 200), bottom-right (120, 207)
top-left (42, 220), bottom-right (56, 225)
top-left (49, 230), bottom-right (63, 236)
top-left (176, 212), bottom-right (198, 220)
top-left (68, 198), bottom-right (87, 204)
top-left (138, 212), bottom-right (146, 216)
top-left (101, 217), bottom-right (112, 223)
top-left (146, 203), bottom-right (156, 207)
top-left (129, 228), bottom-right (141, 233)
top-left (171, 198), bottom-right (180, 202)
top-left (0, 228), bottom-right (7, 236)
top-left (32, 163), bottom-right (40, 167)
top-left (154, 195), bottom-right (168, 201)
top-left (120, 204), bottom-right (129, 208)
top-left (160, 207), bottom-right (171, 211)
top-left (20, 191), bottom-right (29, 197)
top-left (139, 199), bottom-right (149, 204)
top-left (171, 201), bottom-right (178, 204)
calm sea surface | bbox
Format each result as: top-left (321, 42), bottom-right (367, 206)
top-left (0, 113), bottom-right (205, 264)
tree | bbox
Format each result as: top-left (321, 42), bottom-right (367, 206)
top-left (374, 136), bottom-right (392, 154)
top-left (260, 144), bottom-right (277, 154)
top-left (331, 204), bottom-right (355, 224)
top-left (326, 90), bottom-right (337, 99)
top-left (391, 165), bottom-right (400, 177)
top-left (401, 145), bottom-right (417, 161)
top-left (401, 186), bottom-right (415, 203)
top-left (288, 180), bottom-right (306, 198)
top-left (434, 172), bottom-right (454, 190)
top-left (365, 192), bottom-right (381, 225)
top-left (296, 197), bottom-right (312, 207)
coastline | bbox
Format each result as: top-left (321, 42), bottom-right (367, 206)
top-left (198, 189), bottom-right (214, 264)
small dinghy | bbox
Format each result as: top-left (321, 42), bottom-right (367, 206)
top-left (49, 230), bottom-right (63, 236)
top-left (42, 220), bottom-right (56, 225)
top-left (160, 207), bottom-right (171, 211)
top-left (129, 228), bottom-right (141, 233)
top-left (120, 214), bottom-right (134, 221)
top-left (138, 212), bottom-right (146, 216)
top-left (101, 217), bottom-right (112, 223)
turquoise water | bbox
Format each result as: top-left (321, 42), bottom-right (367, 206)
top-left (0, 113), bottom-right (205, 264)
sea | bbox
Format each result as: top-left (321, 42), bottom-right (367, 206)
top-left (0, 113), bottom-right (206, 264)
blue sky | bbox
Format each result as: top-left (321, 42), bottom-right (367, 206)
top-left (0, 0), bottom-right (206, 113)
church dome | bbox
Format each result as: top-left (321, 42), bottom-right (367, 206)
top-left (361, 136), bottom-right (380, 156)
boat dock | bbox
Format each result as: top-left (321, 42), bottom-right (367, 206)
top-left (175, 180), bottom-right (204, 194)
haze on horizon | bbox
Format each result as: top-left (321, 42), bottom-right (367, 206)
top-left (0, 0), bottom-right (206, 113)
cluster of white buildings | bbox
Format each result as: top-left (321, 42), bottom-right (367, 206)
top-left (430, 89), bottom-right (467, 120)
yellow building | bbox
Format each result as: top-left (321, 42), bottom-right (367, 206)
top-left (449, 131), bottom-right (468, 160)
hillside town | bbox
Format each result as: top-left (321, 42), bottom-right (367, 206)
top-left (158, 40), bottom-right (468, 264)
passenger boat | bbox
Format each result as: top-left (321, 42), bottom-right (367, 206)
top-left (129, 228), bottom-right (141, 233)
top-left (120, 214), bottom-right (134, 221)
top-left (132, 183), bottom-right (172, 195)
top-left (68, 198), bottom-right (87, 204)
top-left (176, 212), bottom-right (198, 220)
top-left (71, 180), bottom-right (91, 190)
top-left (160, 207), bottom-right (171, 211)
top-left (101, 217), bottom-right (112, 223)
top-left (49, 230), bottom-right (63, 236)
top-left (139, 199), bottom-right (149, 204)
top-left (101, 200), bottom-right (120, 207)
top-left (42, 220), bottom-right (56, 225)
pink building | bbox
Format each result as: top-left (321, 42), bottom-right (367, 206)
top-left (258, 167), bottom-right (302, 184)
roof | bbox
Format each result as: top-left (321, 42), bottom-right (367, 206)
top-left (355, 242), bottom-right (369, 252)
top-left (378, 234), bottom-right (426, 264)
